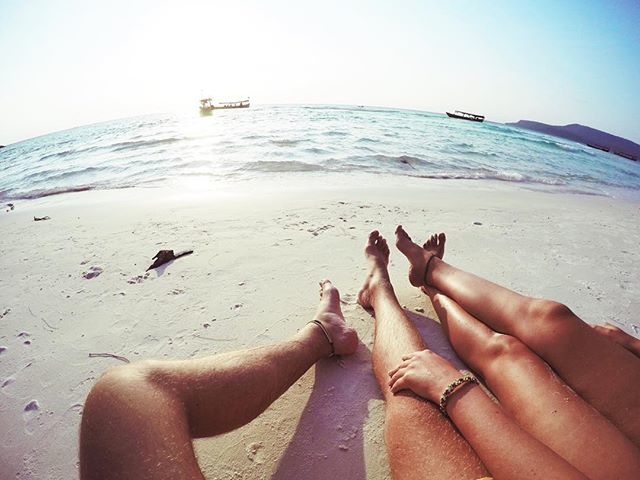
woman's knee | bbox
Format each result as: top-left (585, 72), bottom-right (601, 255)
top-left (517, 299), bottom-right (582, 350)
top-left (430, 292), bottom-right (449, 316)
top-left (529, 299), bottom-right (579, 331)
top-left (484, 332), bottom-right (532, 364)
top-left (531, 299), bottom-right (574, 320)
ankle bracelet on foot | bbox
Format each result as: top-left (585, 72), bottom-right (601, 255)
top-left (439, 374), bottom-right (478, 418)
top-left (309, 319), bottom-right (335, 357)
top-left (423, 255), bottom-right (437, 287)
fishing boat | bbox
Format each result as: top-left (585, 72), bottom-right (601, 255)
top-left (199, 97), bottom-right (250, 115)
top-left (446, 110), bottom-right (485, 122)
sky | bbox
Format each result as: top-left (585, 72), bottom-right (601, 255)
top-left (1, 0), bottom-right (639, 145)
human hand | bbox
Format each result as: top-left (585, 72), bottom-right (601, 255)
top-left (388, 349), bottom-right (462, 403)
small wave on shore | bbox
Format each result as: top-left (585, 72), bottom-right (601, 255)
top-left (1, 105), bottom-right (639, 201)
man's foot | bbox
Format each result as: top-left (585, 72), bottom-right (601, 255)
top-left (592, 323), bottom-right (640, 358)
top-left (395, 226), bottom-right (446, 288)
top-left (312, 280), bottom-right (359, 356)
top-left (357, 231), bottom-right (392, 310)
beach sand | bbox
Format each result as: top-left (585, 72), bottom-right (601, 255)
top-left (1, 177), bottom-right (639, 479)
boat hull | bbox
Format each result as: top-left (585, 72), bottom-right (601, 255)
top-left (446, 112), bottom-right (484, 122)
top-left (199, 99), bottom-right (250, 115)
top-left (200, 105), bottom-right (250, 115)
top-left (211, 103), bottom-right (250, 110)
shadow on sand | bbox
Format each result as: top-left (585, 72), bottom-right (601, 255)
top-left (272, 307), bottom-right (462, 479)
top-left (272, 340), bottom-right (383, 480)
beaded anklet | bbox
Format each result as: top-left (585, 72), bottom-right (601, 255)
top-left (439, 374), bottom-right (478, 418)
top-left (309, 319), bottom-right (335, 357)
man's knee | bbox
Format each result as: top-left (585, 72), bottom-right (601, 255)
top-left (82, 361), bottom-right (157, 427)
top-left (90, 362), bottom-right (146, 396)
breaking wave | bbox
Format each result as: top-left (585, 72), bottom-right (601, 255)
top-left (1, 105), bottom-right (638, 200)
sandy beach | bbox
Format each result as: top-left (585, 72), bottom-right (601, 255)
top-left (1, 176), bottom-right (639, 479)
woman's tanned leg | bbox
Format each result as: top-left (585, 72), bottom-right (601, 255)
top-left (357, 231), bottom-right (487, 480)
top-left (395, 225), bottom-right (640, 446)
top-left (592, 323), bottom-right (640, 357)
top-left (429, 291), bottom-right (640, 479)
top-left (80, 281), bottom-right (358, 480)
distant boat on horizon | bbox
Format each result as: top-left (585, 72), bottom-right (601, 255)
top-left (446, 110), bottom-right (485, 122)
top-left (200, 97), bottom-right (250, 115)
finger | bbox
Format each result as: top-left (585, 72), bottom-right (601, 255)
top-left (390, 376), bottom-right (408, 394)
top-left (388, 367), bottom-right (408, 387)
top-left (389, 359), bottom-right (411, 376)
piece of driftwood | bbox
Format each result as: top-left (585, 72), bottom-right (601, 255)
top-left (89, 352), bottom-right (130, 363)
top-left (147, 249), bottom-right (193, 271)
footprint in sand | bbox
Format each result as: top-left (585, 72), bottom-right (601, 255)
top-left (340, 293), bottom-right (357, 306)
top-left (2, 376), bottom-right (15, 388)
top-left (307, 224), bottom-right (334, 236)
top-left (245, 442), bottom-right (265, 463)
top-left (23, 400), bottom-right (40, 434)
top-left (83, 266), bottom-right (104, 279)
top-left (17, 331), bottom-right (31, 345)
top-left (128, 272), bottom-right (150, 284)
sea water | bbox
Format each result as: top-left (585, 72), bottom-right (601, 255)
top-left (1, 104), bottom-right (639, 201)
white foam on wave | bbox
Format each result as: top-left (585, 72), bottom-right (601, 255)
top-left (1, 105), bottom-right (639, 200)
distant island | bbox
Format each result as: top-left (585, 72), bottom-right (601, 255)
top-left (506, 120), bottom-right (639, 161)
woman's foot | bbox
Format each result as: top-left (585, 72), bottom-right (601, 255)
top-left (395, 226), bottom-right (446, 288)
top-left (592, 323), bottom-right (640, 358)
top-left (357, 230), bottom-right (392, 310)
top-left (312, 280), bottom-right (359, 356)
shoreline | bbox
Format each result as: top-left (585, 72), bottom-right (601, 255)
top-left (1, 180), bottom-right (638, 478)
top-left (4, 172), bottom-right (640, 205)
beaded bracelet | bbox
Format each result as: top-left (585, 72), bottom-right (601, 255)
top-left (439, 374), bottom-right (478, 418)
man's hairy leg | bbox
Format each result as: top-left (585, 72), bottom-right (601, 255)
top-left (80, 280), bottom-right (358, 480)
top-left (358, 231), bottom-right (487, 479)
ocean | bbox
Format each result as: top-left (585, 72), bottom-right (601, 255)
top-left (1, 104), bottom-right (639, 201)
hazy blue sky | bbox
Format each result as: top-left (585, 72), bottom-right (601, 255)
top-left (1, 0), bottom-right (639, 144)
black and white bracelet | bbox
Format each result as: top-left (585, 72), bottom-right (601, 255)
top-left (439, 374), bottom-right (478, 418)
